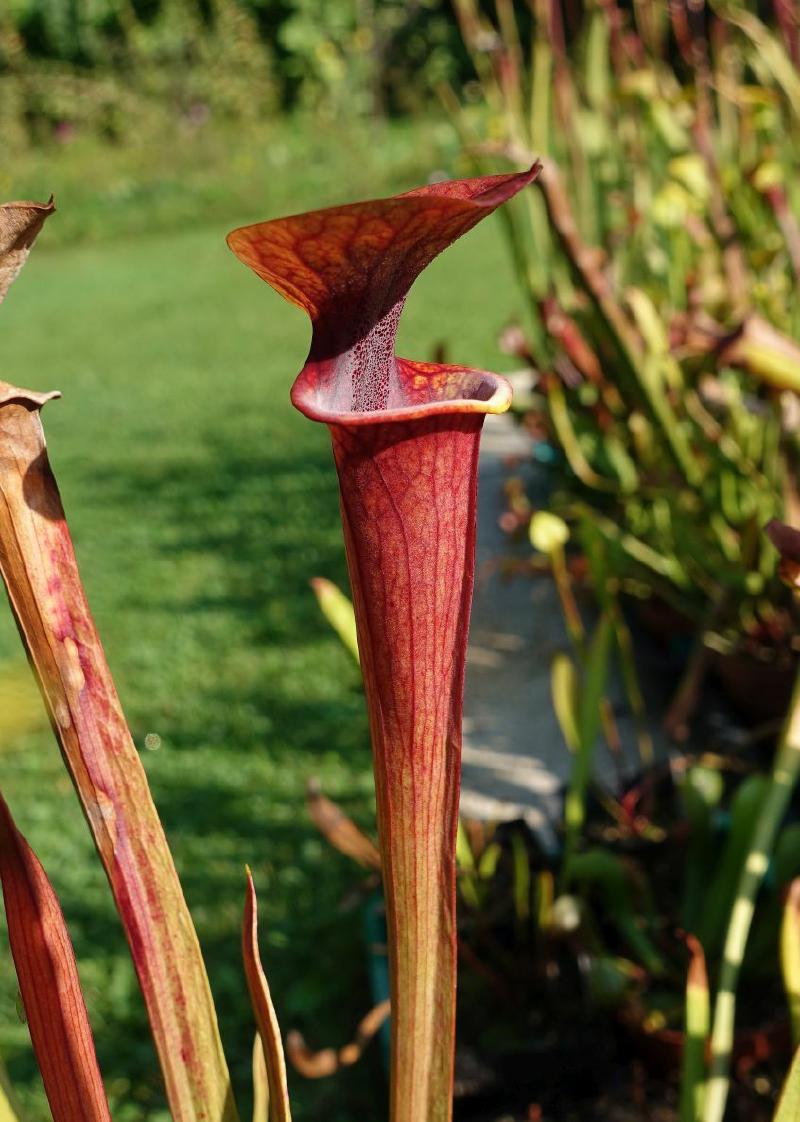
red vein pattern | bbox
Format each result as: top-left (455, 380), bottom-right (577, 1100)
top-left (228, 164), bottom-right (540, 1122)
top-left (0, 793), bottom-right (111, 1122)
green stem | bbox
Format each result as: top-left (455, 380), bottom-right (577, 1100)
top-left (679, 939), bottom-right (709, 1122)
top-left (551, 544), bottom-right (585, 652)
top-left (780, 880), bottom-right (800, 1047)
top-left (704, 668), bottom-right (800, 1122)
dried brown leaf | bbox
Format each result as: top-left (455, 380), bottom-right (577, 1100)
top-left (286, 999), bottom-right (391, 1079)
top-left (0, 200), bottom-right (55, 305)
top-left (306, 779), bottom-right (381, 870)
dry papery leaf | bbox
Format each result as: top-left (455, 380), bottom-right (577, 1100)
top-left (286, 1000), bottom-right (391, 1079)
top-left (0, 199), bottom-right (55, 305)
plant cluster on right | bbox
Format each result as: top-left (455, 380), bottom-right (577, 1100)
top-left (454, 0), bottom-right (800, 732)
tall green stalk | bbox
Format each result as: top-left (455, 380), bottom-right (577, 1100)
top-left (679, 937), bottom-right (709, 1122)
top-left (704, 668), bottom-right (800, 1122)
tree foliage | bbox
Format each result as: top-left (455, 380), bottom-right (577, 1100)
top-left (0, 0), bottom-right (468, 145)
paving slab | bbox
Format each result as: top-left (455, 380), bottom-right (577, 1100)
top-left (460, 408), bottom-right (665, 848)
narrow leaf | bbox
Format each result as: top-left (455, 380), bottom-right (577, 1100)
top-left (720, 314), bottom-right (800, 393)
top-left (566, 849), bottom-right (665, 976)
top-left (306, 779), bottom-right (381, 870)
top-left (699, 774), bottom-right (770, 955)
top-left (455, 819), bottom-right (476, 874)
top-left (310, 578), bottom-right (360, 664)
top-left (782, 878), bottom-right (800, 1046)
top-left (0, 794), bottom-right (111, 1122)
top-left (551, 652), bottom-right (579, 752)
top-left (477, 842), bottom-right (501, 880)
top-left (775, 1039), bottom-right (800, 1122)
top-left (242, 870), bottom-right (292, 1122)
top-left (252, 1034), bottom-right (269, 1122)
top-left (578, 611), bottom-right (615, 756)
top-left (679, 936), bottom-right (709, 1122)
top-left (705, 673), bottom-right (800, 1122)
top-left (0, 1055), bottom-right (22, 1122)
top-left (510, 832), bottom-right (531, 924)
top-left (0, 385), bottom-right (237, 1122)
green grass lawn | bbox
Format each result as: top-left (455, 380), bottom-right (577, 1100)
top-left (0, 116), bottom-right (523, 1122)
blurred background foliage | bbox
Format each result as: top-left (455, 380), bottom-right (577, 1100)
top-left (0, 0), bottom-right (468, 147)
top-left (6, 2), bottom-right (800, 1120)
top-left (453, 0), bottom-right (800, 737)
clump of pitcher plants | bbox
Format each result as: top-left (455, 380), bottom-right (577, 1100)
top-left (3, 160), bottom-right (800, 1122)
top-left (309, 565), bottom-right (800, 1121)
top-left (454, 0), bottom-right (800, 736)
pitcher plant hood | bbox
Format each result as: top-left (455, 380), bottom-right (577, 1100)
top-left (227, 166), bottom-right (539, 425)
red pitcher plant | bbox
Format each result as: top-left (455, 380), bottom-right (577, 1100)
top-left (228, 165), bottom-right (539, 1121)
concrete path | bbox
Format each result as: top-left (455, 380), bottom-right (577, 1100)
top-left (460, 408), bottom-right (661, 848)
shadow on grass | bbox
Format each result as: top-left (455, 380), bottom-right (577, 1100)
top-left (8, 432), bottom-right (385, 1122)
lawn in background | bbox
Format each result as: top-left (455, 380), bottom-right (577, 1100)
top-left (0, 116), bottom-right (523, 1121)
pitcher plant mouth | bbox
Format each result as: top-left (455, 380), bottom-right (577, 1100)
top-left (291, 358), bottom-right (512, 426)
top-left (226, 165), bottom-right (539, 426)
